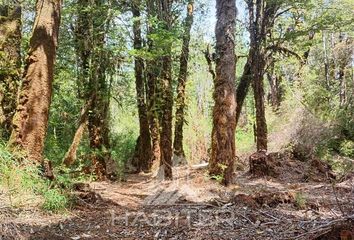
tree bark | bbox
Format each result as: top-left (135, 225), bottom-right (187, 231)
top-left (146, 0), bottom-right (161, 166)
top-left (252, 52), bottom-right (268, 151)
top-left (65, 0), bottom-right (92, 168)
top-left (157, 0), bottom-right (174, 180)
top-left (173, 1), bottom-right (194, 159)
top-left (0, 4), bottom-right (21, 140)
top-left (63, 98), bottom-right (92, 166)
top-left (209, 0), bottom-right (237, 186)
top-left (9, 0), bottom-right (61, 162)
top-left (235, 57), bottom-right (251, 126)
top-left (246, 0), bottom-right (278, 152)
top-left (266, 62), bottom-right (282, 110)
top-left (132, 1), bottom-right (153, 172)
top-left (86, 0), bottom-right (110, 178)
top-left (74, 0), bottom-right (92, 99)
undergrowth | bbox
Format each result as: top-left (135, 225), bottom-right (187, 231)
top-left (0, 142), bottom-right (69, 213)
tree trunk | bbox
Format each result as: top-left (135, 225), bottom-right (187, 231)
top-left (132, 1), bottom-right (153, 172)
top-left (235, 57), bottom-right (251, 126)
top-left (87, 0), bottom-right (110, 178)
top-left (146, 0), bottom-right (161, 166)
top-left (88, 48), bottom-right (110, 179)
top-left (173, 1), bottom-right (194, 159)
top-left (65, 0), bottom-right (92, 168)
top-left (0, 4), bottom-right (21, 140)
top-left (338, 67), bottom-right (346, 107)
top-left (246, 0), bottom-right (278, 152)
top-left (157, 0), bottom-right (174, 180)
top-left (159, 54), bottom-right (173, 180)
top-left (63, 98), bottom-right (92, 166)
top-left (252, 51), bottom-right (268, 151)
top-left (266, 63), bottom-right (282, 110)
top-left (209, 0), bottom-right (237, 186)
top-left (74, 0), bottom-right (92, 99)
top-left (9, 0), bottom-right (61, 162)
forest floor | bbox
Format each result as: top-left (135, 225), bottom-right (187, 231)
top-left (1, 153), bottom-right (354, 240)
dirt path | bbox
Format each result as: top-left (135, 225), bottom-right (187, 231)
top-left (1, 164), bottom-right (354, 240)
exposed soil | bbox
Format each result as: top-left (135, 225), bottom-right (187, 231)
top-left (1, 155), bottom-right (353, 240)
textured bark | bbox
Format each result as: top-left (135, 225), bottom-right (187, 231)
top-left (235, 57), bottom-right (251, 126)
top-left (157, 0), bottom-right (174, 180)
top-left (266, 62), bottom-right (283, 110)
top-left (173, 1), bottom-right (194, 159)
top-left (209, 0), bottom-right (237, 186)
top-left (246, 0), bottom-right (278, 151)
top-left (159, 54), bottom-right (173, 179)
top-left (73, 0), bottom-right (111, 176)
top-left (132, 1), bottom-right (153, 172)
top-left (0, 5), bottom-right (21, 140)
top-left (63, 99), bottom-right (92, 166)
top-left (252, 47), bottom-right (268, 151)
top-left (74, 0), bottom-right (92, 99)
top-left (9, 0), bottom-right (61, 162)
top-left (336, 34), bottom-right (353, 107)
top-left (146, 0), bottom-right (161, 166)
top-left (64, 0), bottom-right (92, 168)
top-left (85, 0), bottom-right (110, 178)
top-left (88, 46), bottom-right (110, 179)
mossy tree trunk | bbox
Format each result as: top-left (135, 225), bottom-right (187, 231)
top-left (173, 1), bottom-right (194, 160)
top-left (146, 0), bottom-right (161, 166)
top-left (246, 0), bottom-right (278, 152)
top-left (9, 0), bottom-right (61, 162)
top-left (0, 4), bottom-right (21, 140)
top-left (235, 57), bottom-right (251, 126)
top-left (209, 0), bottom-right (237, 186)
top-left (87, 0), bottom-right (110, 178)
top-left (62, 0), bottom-right (93, 167)
top-left (157, 0), bottom-right (174, 180)
top-left (75, 0), bottom-right (92, 100)
top-left (132, 1), bottom-right (153, 172)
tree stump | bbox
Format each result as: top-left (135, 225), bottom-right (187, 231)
top-left (249, 151), bottom-right (279, 177)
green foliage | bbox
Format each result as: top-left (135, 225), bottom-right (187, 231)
top-left (295, 192), bottom-right (307, 209)
top-left (210, 163), bottom-right (228, 184)
top-left (339, 140), bottom-right (354, 158)
top-left (0, 142), bottom-right (68, 212)
top-left (236, 126), bottom-right (256, 154)
top-left (42, 188), bottom-right (68, 213)
top-left (110, 101), bottom-right (139, 174)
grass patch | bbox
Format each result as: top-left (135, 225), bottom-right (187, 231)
top-left (0, 142), bottom-right (69, 212)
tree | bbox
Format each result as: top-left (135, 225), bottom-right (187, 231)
top-left (87, 0), bottom-right (111, 178)
top-left (157, 0), bottom-right (174, 180)
top-left (209, 0), bottom-right (237, 186)
top-left (0, 4), bottom-right (21, 140)
top-left (63, 0), bottom-right (92, 167)
top-left (146, 0), bottom-right (161, 167)
top-left (235, 59), bottom-right (251, 125)
top-left (246, 0), bottom-right (279, 151)
top-left (9, 0), bottom-right (61, 162)
top-left (173, 1), bottom-right (194, 160)
top-left (132, 0), bottom-right (153, 172)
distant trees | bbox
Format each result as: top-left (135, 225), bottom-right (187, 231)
top-left (0, 4), bottom-right (21, 140)
top-left (209, 0), bottom-right (237, 186)
top-left (9, 0), bottom-right (61, 162)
